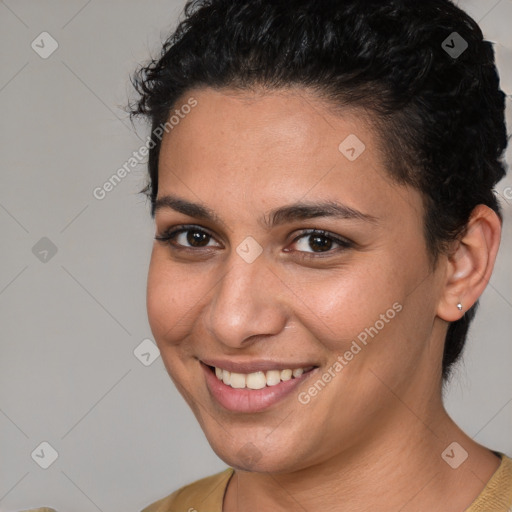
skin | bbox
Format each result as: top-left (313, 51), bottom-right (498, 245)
top-left (147, 87), bottom-right (502, 511)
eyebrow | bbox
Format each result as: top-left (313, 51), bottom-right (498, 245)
top-left (153, 194), bottom-right (378, 229)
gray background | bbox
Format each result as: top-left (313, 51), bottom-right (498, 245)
top-left (0, 1), bottom-right (511, 511)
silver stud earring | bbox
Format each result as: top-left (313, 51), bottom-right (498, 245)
top-left (457, 303), bottom-right (463, 311)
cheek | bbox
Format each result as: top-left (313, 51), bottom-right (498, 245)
top-left (146, 252), bottom-right (201, 346)
top-left (290, 254), bottom-right (430, 394)
top-left (284, 258), bottom-right (399, 351)
top-left (146, 256), bottom-right (197, 385)
top-left (146, 262), bottom-right (172, 342)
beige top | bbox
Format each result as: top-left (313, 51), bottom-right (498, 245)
top-left (141, 453), bottom-right (512, 512)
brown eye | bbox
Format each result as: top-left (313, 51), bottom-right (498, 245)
top-left (183, 229), bottom-right (211, 247)
top-left (155, 226), bottom-right (221, 250)
top-left (307, 234), bottom-right (333, 252)
top-left (289, 230), bottom-right (353, 256)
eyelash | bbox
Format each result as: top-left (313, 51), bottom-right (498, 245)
top-left (154, 224), bottom-right (354, 258)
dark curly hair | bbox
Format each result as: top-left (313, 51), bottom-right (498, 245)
top-left (127, 0), bottom-right (509, 380)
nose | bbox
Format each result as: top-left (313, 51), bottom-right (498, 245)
top-left (203, 249), bottom-right (288, 349)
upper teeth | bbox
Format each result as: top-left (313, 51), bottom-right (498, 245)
top-left (214, 367), bottom-right (312, 389)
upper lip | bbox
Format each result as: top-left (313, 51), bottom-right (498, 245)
top-left (200, 358), bottom-right (318, 374)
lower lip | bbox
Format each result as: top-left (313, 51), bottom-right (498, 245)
top-left (201, 363), bottom-right (318, 413)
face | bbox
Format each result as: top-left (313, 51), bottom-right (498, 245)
top-left (147, 87), bottom-right (446, 473)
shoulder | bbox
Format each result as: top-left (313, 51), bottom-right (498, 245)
top-left (19, 509), bottom-right (57, 512)
top-left (467, 452), bottom-right (512, 511)
top-left (141, 467), bottom-right (234, 512)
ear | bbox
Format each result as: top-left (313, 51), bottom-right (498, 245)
top-left (437, 204), bottom-right (502, 322)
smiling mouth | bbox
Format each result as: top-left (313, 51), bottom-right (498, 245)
top-left (205, 364), bottom-right (317, 390)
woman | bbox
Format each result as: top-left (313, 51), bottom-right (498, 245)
top-left (128, 0), bottom-right (512, 510)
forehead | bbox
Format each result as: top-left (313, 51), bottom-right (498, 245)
top-left (159, 87), bottom-right (376, 180)
top-left (156, 86), bottom-right (422, 225)
top-left (162, 86), bottom-right (372, 157)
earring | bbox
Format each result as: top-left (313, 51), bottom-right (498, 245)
top-left (457, 303), bottom-right (463, 311)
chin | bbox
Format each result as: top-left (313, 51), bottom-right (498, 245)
top-left (205, 430), bottom-right (308, 473)
top-left (218, 450), bottom-right (294, 473)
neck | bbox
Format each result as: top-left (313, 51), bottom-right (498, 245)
top-left (223, 402), bottom-right (500, 512)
